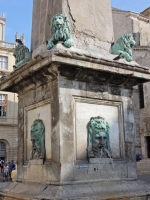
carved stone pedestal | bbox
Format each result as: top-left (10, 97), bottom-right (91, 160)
top-left (29, 159), bottom-right (43, 165)
top-left (0, 45), bottom-right (150, 199)
top-left (89, 158), bottom-right (112, 164)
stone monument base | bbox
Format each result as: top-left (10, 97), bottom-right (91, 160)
top-left (29, 159), bottom-right (43, 165)
top-left (89, 158), bottom-right (112, 164)
top-left (0, 180), bottom-right (150, 200)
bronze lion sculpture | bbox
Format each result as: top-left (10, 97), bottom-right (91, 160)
top-left (46, 14), bottom-right (73, 50)
top-left (13, 39), bottom-right (31, 70)
top-left (111, 34), bottom-right (136, 62)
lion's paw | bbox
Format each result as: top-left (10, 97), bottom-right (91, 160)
top-left (64, 40), bottom-right (73, 48)
top-left (126, 56), bottom-right (132, 62)
top-left (46, 41), bottom-right (54, 50)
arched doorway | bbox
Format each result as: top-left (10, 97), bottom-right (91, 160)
top-left (0, 141), bottom-right (6, 160)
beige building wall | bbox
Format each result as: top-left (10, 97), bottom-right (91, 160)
top-left (112, 8), bottom-right (150, 46)
top-left (133, 47), bottom-right (150, 67)
top-left (140, 82), bottom-right (150, 158)
top-left (112, 7), bottom-right (150, 158)
top-left (0, 15), bottom-right (18, 162)
top-left (141, 7), bottom-right (150, 19)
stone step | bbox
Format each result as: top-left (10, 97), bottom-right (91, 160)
top-left (137, 166), bottom-right (150, 169)
top-left (137, 159), bottom-right (150, 174)
top-left (137, 159), bottom-right (150, 162)
top-left (138, 171), bottom-right (150, 175)
top-left (138, 161), bottom-right (150, 163)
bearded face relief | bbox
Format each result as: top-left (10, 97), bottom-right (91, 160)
top-left (87, 117), bottom-right (112, 158)
top-left (30, 119), bottom-right (45, 160)
top-left (46, 14), bottom-right (73, 50)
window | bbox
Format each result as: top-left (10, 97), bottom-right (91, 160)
top-left (0, 56), bottom-right (8, 70)
top-left (0, 142), bottom-right (5, 150)
top-left (139, 84), bottom-right (144, 109)
top-left (0, 94), bottom-right (7, 117)
top-left (0, 142), bottom-right (6, 158)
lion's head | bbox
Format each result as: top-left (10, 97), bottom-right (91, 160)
top-left (120, 34), bottom-right (136, 49)
top-left (13, 43), bottom-right (29, 64)
top-left (88, 117), bottom-right (109, 138)
top-left (31, 119), bottom-right (45, 142)
top-left (51, 14), bottom-right (71, 41)
top-left (52, 14), bottom-right (65, 29)
top-left (88, 116), bottom-right (110, 149)
top-left (30, 119), bottom-right (45, 159)
top-left (87, 116), bottom-right (112, 158)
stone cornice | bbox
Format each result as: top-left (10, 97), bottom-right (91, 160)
top-left (0, 45), bottom-right (150, 93)
top-left (134, 46), bottom-right (150, 51)
top-left (141, 7), bottom-right (150, 16)
top-left (0, 46), bottom-right (14, 53)
top-left (0, 41), bottom-right (15, 52)
top-left (112, 9), bottom-right (149, 23)
top-left (0, 123), bottom-right (18, 127)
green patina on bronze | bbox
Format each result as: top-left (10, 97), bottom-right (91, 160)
top-left (87, 116), bottom-right (112, 158)
top-left (30, 119), bottom-right (45, 160)
top-left (13, 39), bottom-right (31, 69)
top-left (111, 34), bottom-right (136, 62)
top-left (46, 14), bottom-right (73, 50)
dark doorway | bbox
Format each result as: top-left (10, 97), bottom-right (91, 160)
top-left (146, 137), bottom-right (150, 158)
top-left (0, 142), bottom-right (6, 160)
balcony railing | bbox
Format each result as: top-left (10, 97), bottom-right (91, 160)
top-left (0, 40), bottom-right (15, 49)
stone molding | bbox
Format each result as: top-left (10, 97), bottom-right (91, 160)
top-left (24, 99), bottom-right (51, 164)
top-left (73, 96), bottom-right (125, 162)
top-left (0, 47), bottom-right (150, 94)
top-left (134, 46), bottom-right (150, 51)
top-left (112, 9), bottom-right (149, 23)
top-left (0, 123), bottom-right (18, 127)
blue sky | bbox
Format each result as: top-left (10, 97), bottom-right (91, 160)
top-left (0, 0), bottom-right (33, 48)
top-left (111, 0), bottom-right (150, 13)
top-left (0, 0), bottom-right (149, 49)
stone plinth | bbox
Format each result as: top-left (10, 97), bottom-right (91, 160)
top-left (89, 158), bottom-right (112, 164)
top-left (29, 159), bottom-right (43, 165)
top-left (31, 0), bottom-right (114, 57)
top-left (1, 180), bottom-right (150, 200)
top-left (0, 45), bottom-right (150, 184)
top-left (0, 45), bottom-right (150, 199)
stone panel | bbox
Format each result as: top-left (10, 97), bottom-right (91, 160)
top-left (75, 100), bottom-right (121, 160)
top-left (62, 0), bottom-right (114, 52)
top-left (32, 0), bottom-right (114, 54)
top-left (24, 100), bottom-right (51, 161)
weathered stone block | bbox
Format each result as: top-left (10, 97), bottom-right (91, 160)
top-left (31, 0), bottom-right (114, 54)
top-left (29, 159), bottom-right (43, 165)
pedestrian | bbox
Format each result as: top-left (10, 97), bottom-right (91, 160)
top-left (0, 159), bottom-right (4, 173)
top-left (11, 161), bottom-right (17, 182)
top-left (3, 163), bottom-right (9, 182)
top-left (9, 160), bottom-right (15, 180)
top-left (136, 153), bottom-right (142, 162)
top-left (8, 162), bottom-right (11, 179)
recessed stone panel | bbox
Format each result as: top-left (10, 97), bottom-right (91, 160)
top-left (75, 99), bottom-right (123, 161)
top-left (24, 100), bottom-right (51, 161)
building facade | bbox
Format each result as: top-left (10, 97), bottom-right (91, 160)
top-left (112, 7), bottom-right (150, 162)
top-left (0, 15), bottom-right (18, 161)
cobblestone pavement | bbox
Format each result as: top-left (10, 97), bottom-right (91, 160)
top-left (0, 172), bottom-right (149, 190)
top-left (138, 174), bottom-right (150, 184)
top-left (0, 172), bottom-right (11, 190)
